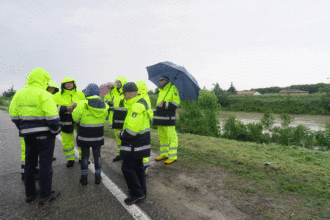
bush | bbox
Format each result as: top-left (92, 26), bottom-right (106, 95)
top-left (177, 91), bottom-right (221, 137)
top-left (222, 115), bottom-right (248, 141)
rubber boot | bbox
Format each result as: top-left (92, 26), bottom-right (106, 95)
top-left (80, 175), bottom-right (88, 185)
top-left (95, 173), bottom-right (102, 184)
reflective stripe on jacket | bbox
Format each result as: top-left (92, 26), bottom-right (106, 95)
top-left (120, 96), bottom-right (153, 159)
top-left (54, 77), bottom-right (85, 133)
top-left (153, 82), bottom-right (180, 126)
top-left (72, 95), bottom-right (109, 147)
top-left (9, 68), bottom-right (61, 137)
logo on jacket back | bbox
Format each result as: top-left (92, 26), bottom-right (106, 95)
top-left (132, 113), bottom-right (137, 118)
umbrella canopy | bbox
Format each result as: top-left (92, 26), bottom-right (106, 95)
top-left (146, 61), bottom-right (200, 101)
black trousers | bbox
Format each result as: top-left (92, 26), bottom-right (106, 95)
top-left (80, 145), bottom-right (102, 171)
top-left (24, 134), bottom-right (55, 198)
top-left (121, 158), bottom-right (146, 197)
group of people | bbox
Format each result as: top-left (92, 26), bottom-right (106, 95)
top-left (9, 67), bottom-right (181, 206)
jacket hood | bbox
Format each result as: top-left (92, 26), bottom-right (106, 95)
top-left (86, 96), bottom-right (107, 118)
top-left (135, 81), bottom-right (148, 96)
top-left (48, 80), bottom-right (58, 88)
top-left (115, 76), bottom-right (127, 91)
top-left (125, 95), bottom-right (153, 119)
top-left (25, 67), bottom-right (51, 90)
top-left (85, 83), bottom-right (100, 97)
top-left (61, 77), bottom-right (77, 93)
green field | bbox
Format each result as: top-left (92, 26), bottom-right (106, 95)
top-left (222, 93), bottom-right (330, 115)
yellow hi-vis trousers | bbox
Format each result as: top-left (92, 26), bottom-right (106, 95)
top-left (21, 137), bottom-right (25, 162)
top-left (115, 129), bottom-right (150, 164)
top-left (158, 125), bottom-right (178, 160)
top-left (61, 131), bottom-right (81, 161)
top-left (114, 129), bottom-right (121, 156)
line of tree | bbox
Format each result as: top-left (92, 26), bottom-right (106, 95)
top-left (251, 83), bottom-right (329, 94)
top-left (2, 85), bottom-right (16, 98)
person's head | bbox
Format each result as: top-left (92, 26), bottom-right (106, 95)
top-left (47, 80), bottom-right (59, 94)
top-left (64, 81), bottom-right (75, 90)
top-left (122, 82), bottom-right (138, 100)
top-left (159, 78), bottom-right (168, 87)
top-left (115, 80), bottom-right (122, 89)
top-left (84, 83), bottom-right (100, 97)
top-left (47, 87), bottom-right (56, 94)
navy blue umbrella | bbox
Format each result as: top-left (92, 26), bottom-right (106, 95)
top-left (146, 61), bottom-right (200, 101)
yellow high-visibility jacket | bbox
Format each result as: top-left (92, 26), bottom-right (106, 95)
top-left (9, 68), bottom-right (61, 136)
top-left (154, 82), bottom-right (180, 126)
top-left (109, 76), bottom-right (127, 128)
top-left (54, 77), bottom-right (85, 133)
top-left (72, 96), bottom-right (109, 147)
top-left (119, 95), bottom-right (153, 159)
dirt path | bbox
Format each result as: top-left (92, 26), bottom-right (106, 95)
top-left (101, 136), bottom-right (255, 220)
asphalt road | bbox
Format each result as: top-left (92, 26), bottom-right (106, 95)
top-left (0, 110), bottom-right (170, 220)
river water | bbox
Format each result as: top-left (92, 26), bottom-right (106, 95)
top-left (219, 111), bottom-right (330, 131)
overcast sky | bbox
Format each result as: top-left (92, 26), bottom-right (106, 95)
top-left (1, 0), bottom-right (330, 95)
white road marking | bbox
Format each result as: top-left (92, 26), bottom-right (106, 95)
top-left (57, 135), bottom-right (151, 220)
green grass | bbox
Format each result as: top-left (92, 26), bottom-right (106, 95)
top-left (0, 97), bottom-right (11, 111)
top-left (105, 121), bottom-right (330, 219)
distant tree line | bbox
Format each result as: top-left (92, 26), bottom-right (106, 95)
top-left (251, 83), bottom-right (330, 94)
top-left (2, 85), bottom-right (16, 98)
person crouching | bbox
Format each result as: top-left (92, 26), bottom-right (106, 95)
top-left (117, 82), bottom-right (153, 205)
top-left (72, 83), bottom-right (109, 185)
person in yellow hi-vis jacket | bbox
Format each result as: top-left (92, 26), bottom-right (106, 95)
top-left (154, 78), bottom-right (181, 165)
top-left (54, 77), bottom-right (85, 168)
top-left (20, 80), bottom-right (59, 180)
top-left (116, 82), bottom-right (153, 205)
top-left (109, 76), bottom-right (127, 162)
top-left (9, 67), bottom-right (61, 206)
top-left (72, 83), bottom-right (109, 185)
top-left (135, 81), bottom-right (152, 175)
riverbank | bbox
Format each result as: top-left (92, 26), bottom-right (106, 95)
top-left (219, 111), bottom-right (330, 131)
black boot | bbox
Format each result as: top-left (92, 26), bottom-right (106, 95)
top-left (66, 160), bottom-right (75, 168)
top-left (113, 155), bottom-right (121, 162)
top-left (95, 173), bottom-right (102, 184)
top-left (80, 175), bottom-right (88, 185)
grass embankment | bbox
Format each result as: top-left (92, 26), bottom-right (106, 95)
top-left (105, 122), bottom-right (330, 219)
top-left (0, 97), bottom-right (10, 111)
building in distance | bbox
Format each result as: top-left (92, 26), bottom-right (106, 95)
top-left (278, 89), bottom-right (309, 95)
top-left (237, 91), bottom-right (261, 95)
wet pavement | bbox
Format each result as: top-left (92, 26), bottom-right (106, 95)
top-left (0, 110), bottom-right (168, 220)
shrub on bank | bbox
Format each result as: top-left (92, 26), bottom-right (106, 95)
top-left (221, 112), bottom-right (330, 151)
top-left (176, 91), bottom-right (221, 137)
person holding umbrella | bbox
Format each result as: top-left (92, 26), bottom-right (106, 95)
top-left (146, 61), bottom-right (200, 165)
top-left (154, 77), bottom-right (181, 164)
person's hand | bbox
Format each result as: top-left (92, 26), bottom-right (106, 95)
top-left (71, 102), bottom-right (77, 108)
top-left (158, 101), bottom-right (164, 108)
top-left (67, 105), bottom-right (74, 113)
top-left (117, 131), bottom-right (121, 139)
